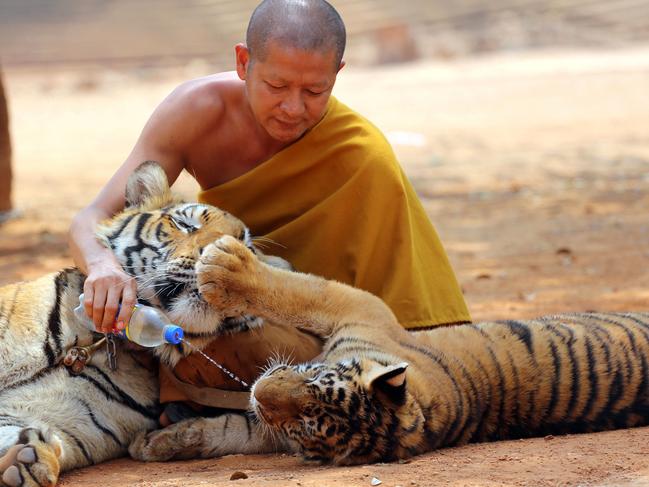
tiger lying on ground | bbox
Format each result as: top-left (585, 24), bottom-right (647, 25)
top-left (0, 161), bottom-right (295, 487)
top-left (2, 160), bottom-right (648, 484)
top-left (130, 231), bottom-right (649, 466)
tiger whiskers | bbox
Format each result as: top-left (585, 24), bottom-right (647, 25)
top-left (150, 280), bottom-right (185, 300)
top-left (250, 240), bottom-right (269, 250)
top-left (259, 355), bottom-right (291, 378)
top-left (252, 236), bottom-right (287, 249)
top-left (120, 262), bottom-right (171, 274)
top-left (260, 349), bottom-right (295, 375)
top-left (115, 266), bottom-right (171, 289)
top-left (122, 265), bottom-right (185, 293)
top-left (248, 407), bottom-right (283, 450)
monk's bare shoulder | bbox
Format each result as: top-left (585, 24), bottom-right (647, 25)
top-left (159, 72), bottom-right (244, 143)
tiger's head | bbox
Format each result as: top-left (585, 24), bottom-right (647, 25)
top-left (251, 357), bottom-right (424, 465)
top-left (95, 161), bottom-right (286, 355)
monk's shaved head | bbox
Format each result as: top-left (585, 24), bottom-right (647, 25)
top-left (246, 0), bottom-right (346, 68)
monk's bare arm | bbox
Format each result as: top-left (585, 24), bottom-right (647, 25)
top-left (69, 82), bottom-right (224, 331)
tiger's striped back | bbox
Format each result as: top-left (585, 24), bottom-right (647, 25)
top-left (252, 310), bottom-right (649, 465)
top-left (412, 312), bottom-right (649, 447)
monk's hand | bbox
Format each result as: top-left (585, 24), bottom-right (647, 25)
top-left (83, 261), bottom-right (137, 333)
top-left (196, 235), bottom-right (264, 315)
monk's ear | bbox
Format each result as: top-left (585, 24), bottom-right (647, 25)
top-left (235, 44), bottom-right (251, 80)
top-left (364, 362), bottom-right (408, 405)
top-left (125, 161), bottom-right (172, 209)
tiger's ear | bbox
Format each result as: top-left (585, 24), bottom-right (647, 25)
top-left (364, 362), bottom-right (409, 405)
top-left (125, 161), bottom-right (173, 209)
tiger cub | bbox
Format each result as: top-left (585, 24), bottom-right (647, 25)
top-left (0, 161), bottom-right (282, 487)
top-left (134, 233), bottom-right (649, 465)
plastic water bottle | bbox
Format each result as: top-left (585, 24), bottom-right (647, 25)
top-left (74, 294), bottom-right (184, 346)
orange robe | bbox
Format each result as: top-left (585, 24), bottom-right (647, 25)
top-left (198, 96), bottom-right (470, 328)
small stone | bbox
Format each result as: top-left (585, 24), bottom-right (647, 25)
top-left (544, 435), bottom-right (555, 441)
top-left (518, 291), bottom-right (537, 302)
top-left (371, 477), bottom-right (382, 486)
top-left (230, 471), bottom-right (248, 481)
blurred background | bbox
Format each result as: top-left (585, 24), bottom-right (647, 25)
top-left (1, 0), bottom-right (649, 322)
top-left (3, 0), bottom-right (649, 67)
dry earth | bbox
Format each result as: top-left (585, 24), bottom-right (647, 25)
top-left (1, 46), bottom-right (649, 486)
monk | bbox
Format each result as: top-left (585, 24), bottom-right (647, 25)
top-left (68, 0), bottom-right (471, 424)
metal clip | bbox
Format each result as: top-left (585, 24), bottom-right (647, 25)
top-left (63, 336), bottom-right (107, 375)
top-left (106, 333), bottom-right (118, 371)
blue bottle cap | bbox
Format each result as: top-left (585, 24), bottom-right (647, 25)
top-left (163, 325), bottom-right (184, 345)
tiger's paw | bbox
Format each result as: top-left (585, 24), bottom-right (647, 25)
top-left (0, 428), bottom-right (61, 487)
top-left (196, 235), bottom-right (264, 315)
top-left (128, 419), bottom-right (204, 462)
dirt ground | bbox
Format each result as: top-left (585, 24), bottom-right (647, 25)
top-left (2, 46), bottom-right (649, 486)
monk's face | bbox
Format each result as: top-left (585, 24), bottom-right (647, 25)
top-left (237, 41), bottom-right (343, 143)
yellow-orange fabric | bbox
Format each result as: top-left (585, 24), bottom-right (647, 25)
top-left (198, 96), bottom-right (470, 329)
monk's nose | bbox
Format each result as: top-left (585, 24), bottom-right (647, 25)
top-left (280, 92), bottom-right (305, 118)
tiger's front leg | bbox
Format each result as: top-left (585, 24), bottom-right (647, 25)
top-left (196, 236), bottom-right (398, 339)
top-left (128, 414), bottom-right (283, 462)
top-left (0, 428), bottom-right (61, 487)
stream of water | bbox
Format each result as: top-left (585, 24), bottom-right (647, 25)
top-left (181, 338), bottom-right (250, 388)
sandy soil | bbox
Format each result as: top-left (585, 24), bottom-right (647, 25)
top-left (2, 46), bottom-right (649, 486)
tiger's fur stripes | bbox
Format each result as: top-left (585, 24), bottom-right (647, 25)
top-left (0, 162), bottom-right (286, 486)
top-left (179, 235), bottom-right (649, 465)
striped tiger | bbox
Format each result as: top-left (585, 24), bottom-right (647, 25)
top-left (0, 161), bottom-right (287, 486)
top-left (129, 234), bottom-right (649, 465)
